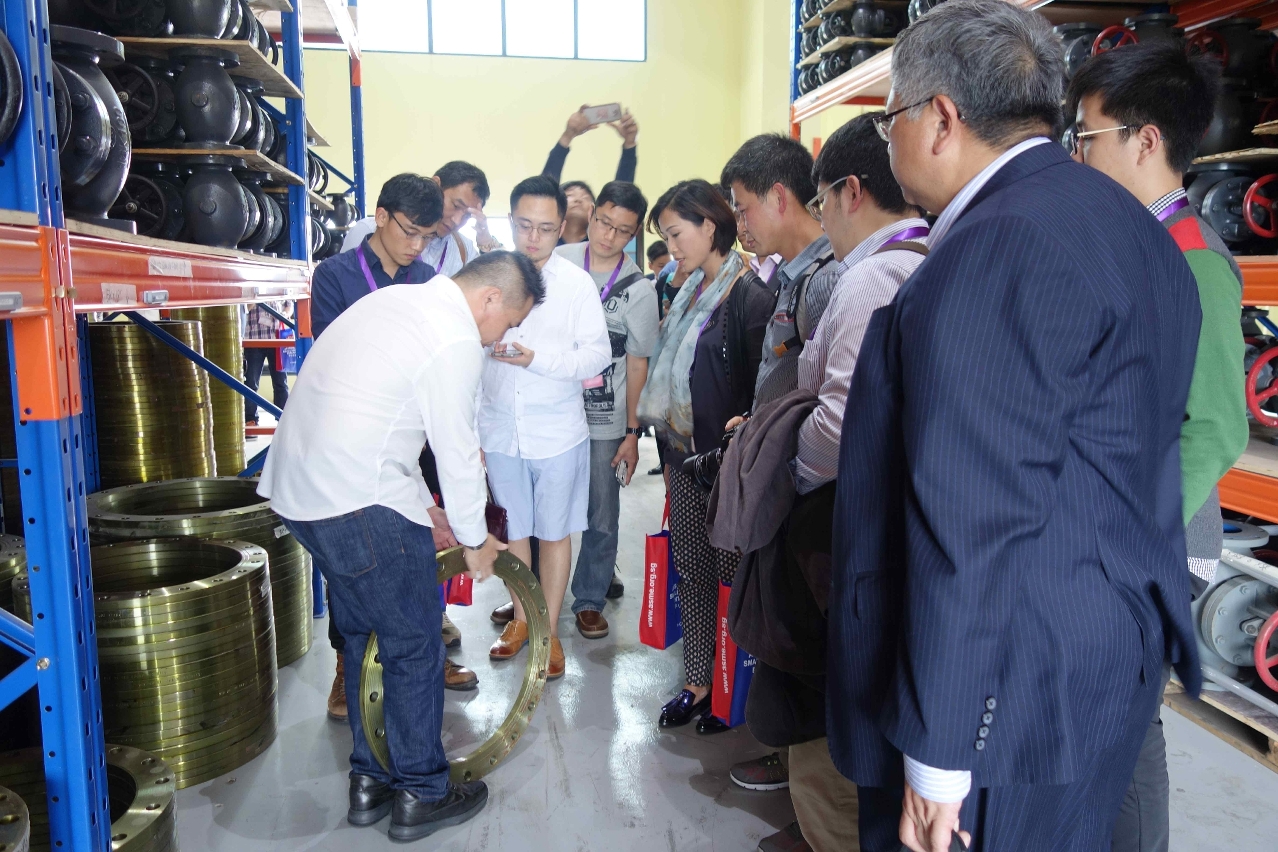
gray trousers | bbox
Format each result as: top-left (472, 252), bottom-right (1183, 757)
top-left (570, 437), bottom-right (623, 615)
top-left (1112, 668), bottom-right (1171, 852)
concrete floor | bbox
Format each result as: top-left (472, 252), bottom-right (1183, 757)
top-left (179, 436), bottom-right (1278, 851)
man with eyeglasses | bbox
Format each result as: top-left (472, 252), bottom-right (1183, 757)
top-left (828, 3), bottom-right (1204, 851)
top-left (547, 181), bottom-right (658, 640)
top-left (481, 175), bottom-right (611, 681)
top-left (721, 134), bottom-right (839, 409)
top-left (314, 173), bottom-right (441, 339)
top-left (340, 162), bottom-right (500, 276)
top-left (1066, 43), bottom-right (1246, 852)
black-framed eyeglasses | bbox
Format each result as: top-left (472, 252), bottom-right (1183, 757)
top-left (390, 212), bottom-right (430, 247)
top-left (591, 212), bottom-right (638, 240)
top-left (806, 175), bottom-right (871, 218)
top-left (1062, 124), bottom-right (1142, 156)
top-left (872, 97), bottom-right (934, 141)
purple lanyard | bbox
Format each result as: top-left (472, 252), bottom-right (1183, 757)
top-left (438, 236), bottom-right (450, 270)
top-left (358, 243), bottom-right (423, 292)
top-left (1154, 196), bottom-right (1190, 223)
top-left (357, 244), bottom-right (381, 293)
top-left (585, 247), bottom-right (626, 301)
top-left (881, 225), bottom-right (930, 246)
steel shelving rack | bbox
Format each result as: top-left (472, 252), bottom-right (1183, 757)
top-left (0, 0), bottom-right (361, 847)
top-left (790, 0), bottom-right (1278, 525)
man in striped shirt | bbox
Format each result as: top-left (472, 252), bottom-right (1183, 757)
top-left (741, 113), bottom-right (931, 852)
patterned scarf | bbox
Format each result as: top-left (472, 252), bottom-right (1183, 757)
top-left (638, 251), bottom-right (745, 453)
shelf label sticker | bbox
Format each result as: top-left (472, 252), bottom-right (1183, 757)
top-left (148, 256), bottom-right (192, 278)
top-left (101, 283), bottom-right (137, 305)
top-left (274, 524), bottom-right (290, 539)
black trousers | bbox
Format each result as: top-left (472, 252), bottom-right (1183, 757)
top-left (1111, 668), bottom-right (1172, 852)
top-left (243, 347), bottom-right (289, 422)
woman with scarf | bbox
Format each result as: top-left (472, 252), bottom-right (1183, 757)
top-left (638, 179), bottom-right (773, 732)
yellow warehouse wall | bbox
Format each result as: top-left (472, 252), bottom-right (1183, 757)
top-left (301, 0), bottom-right (800, 218)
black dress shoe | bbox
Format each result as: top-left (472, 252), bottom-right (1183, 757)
top-left (388, 782), bottom-right (489, 842)
top-left (347, 774), bottom-right (395, 826)
top-left (647, 466), bottom-right (662, 475)
top-left (659, 689), bottom-right (710, 728)
top-left (606, 572), bottom-right (624, 599)
top-left (696, 707), bottom-right (731, 735)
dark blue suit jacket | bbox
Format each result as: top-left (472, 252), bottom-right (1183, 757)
top-left (827, 142), bottom-right (1203, 789)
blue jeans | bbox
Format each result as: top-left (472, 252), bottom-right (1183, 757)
top-left (571, 437), bottom-right (623, 614)
top-left (282, 505), bottom-right (448, 800)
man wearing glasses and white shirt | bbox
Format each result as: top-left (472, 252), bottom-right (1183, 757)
top-left (482, 175), bottom-right (611, 681)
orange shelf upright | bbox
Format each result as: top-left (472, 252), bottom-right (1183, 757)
top-left (8, 226), bottom-right (78, 421)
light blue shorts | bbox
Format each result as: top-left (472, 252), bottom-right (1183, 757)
top-left (485, 440), bottom-right (590, 542)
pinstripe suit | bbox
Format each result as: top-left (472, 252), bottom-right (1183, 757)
top-left (827, 142), bottom-right (1203, 850)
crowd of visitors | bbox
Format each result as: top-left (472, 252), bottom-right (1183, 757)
top-left (259, 1), bottom-right (1247, 848)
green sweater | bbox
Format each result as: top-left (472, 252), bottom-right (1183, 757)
top-left (1172, 231), bottom-right (1248, 525)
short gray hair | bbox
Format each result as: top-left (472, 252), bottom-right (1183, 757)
top-left (892, 0), bottom-right (1064, 146)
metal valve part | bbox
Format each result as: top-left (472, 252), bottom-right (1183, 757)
top-left (361, 549), bottom-right (551, 783)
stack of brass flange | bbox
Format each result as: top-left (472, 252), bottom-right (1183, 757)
top-left (0, 744), bottom-right (177, 851)
top-left (14, 539), bottom-right (278, 789)
top-left (89, 321), bottom-right (216, 489)
top-left (170, 307), bottom-right (244, 476)
top-left (0, 782), bottom-right (30, 852)
top-left (0, 536), bottom-right (25, 615)
top-left (86, 478), bottom-right (313, 666)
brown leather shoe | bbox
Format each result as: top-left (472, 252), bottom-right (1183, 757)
top-left (547, 636), bottom-right (565, 680)
top-left (327, 653), bottom-right (348, 721)
top-left (444, 659), bottom-right (478, 691)
top-left (575, 610), bottom-right (609, 639)
top-left (489, 620), bottom-right (528, 659)
top-left (490, 601), bottom-right (514, 625)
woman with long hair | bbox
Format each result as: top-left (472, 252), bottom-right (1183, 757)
top-left (638, 179), bottom-right (773, 732)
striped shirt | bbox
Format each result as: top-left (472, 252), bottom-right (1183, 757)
top-left (793, 218), bottom-right (929, 494)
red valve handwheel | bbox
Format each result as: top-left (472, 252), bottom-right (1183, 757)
top-left (1259, 100), bottom-right (1278, 139)
top-left (1186, 29), bottom-right (1230, 67)
top-left (1092, 25), bottom-right (1136, 55)
top-left (1244, 173), bottom-right (1278, 239)
top-left (1247, 344), bottom-right (1278, 426)
top-left (1253, 609), bottom-right (1278, 692)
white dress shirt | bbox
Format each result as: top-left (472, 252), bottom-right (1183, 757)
top-left (340, 216), bottom-right (478, 278)
top-left (794, 218), bottom-right (929, 493)
top-left (257, 278), bottom-right (489, 547)
top-left (478, 253), bottom-right (610, 460)
top-left (902, 136), bottom-right (1050, 805)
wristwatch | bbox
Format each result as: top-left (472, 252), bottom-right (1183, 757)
top-left (625, 427), bottom-right (643, 437)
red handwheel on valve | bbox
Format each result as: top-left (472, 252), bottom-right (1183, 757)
top-left (1254, 609), bottom-right (1278, 692)
top-left (1246, 345), bottom-right (1278, 426)
top-left (1185, 29), bottom-right (1229, 68)
top-left (1245, 173), bottom-right (1278, 239)
top-left (1092, 25), bottom-right (1136, 55)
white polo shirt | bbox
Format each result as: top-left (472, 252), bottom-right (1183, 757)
top-left (258, 277), bottom-right (488, 547)
top-left (477, 253), bottom-right (610, 460)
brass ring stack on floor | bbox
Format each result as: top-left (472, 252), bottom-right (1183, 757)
top-left (0, 535), bottom-right (24, 615)
top-left (14, 539), bottom-right (277, 789)
top-left (170, 307), bottom-right (245, 476)
top-left (89, 321), bottom-right (216, 490)
top-left (0, 783), bottom-right (30, 852)
top-left (86, 478), bottom-right (313, 666)
top-left (0, 745), bottom-right (177, 851)
top-left (361, 549), bottom-right (550, 783)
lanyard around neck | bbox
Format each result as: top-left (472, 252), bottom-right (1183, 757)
top-left (1154, 196), bottom-right (1189, 223)
top-left (585, 247), bottom-right (626, 301)
top-left (881, 224), bottom-right (930, 246)
top-left (359, 241), bottom-right (424, 292)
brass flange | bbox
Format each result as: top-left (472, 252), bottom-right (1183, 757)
top-left (360, 548), bottom-right (549, 783)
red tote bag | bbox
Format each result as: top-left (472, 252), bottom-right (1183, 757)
top-left (712, 581), bottom-right (755, 728)
top-left (640, 499), bottom-right (683, 650)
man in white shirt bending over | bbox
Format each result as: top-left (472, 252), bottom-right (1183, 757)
top-left (481, 175), bottom-right (611, 681)
top-left (258, 251), bottom-right (543, 841)
top-left (341, 161), bottom-right (501, 276)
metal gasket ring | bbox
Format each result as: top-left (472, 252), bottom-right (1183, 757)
top-left (0, 784), bottom-right (30, 852)
top-left (0, 745), bottom-right (177, 852)
top-left (361, 548), bottom-right (549, 783)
